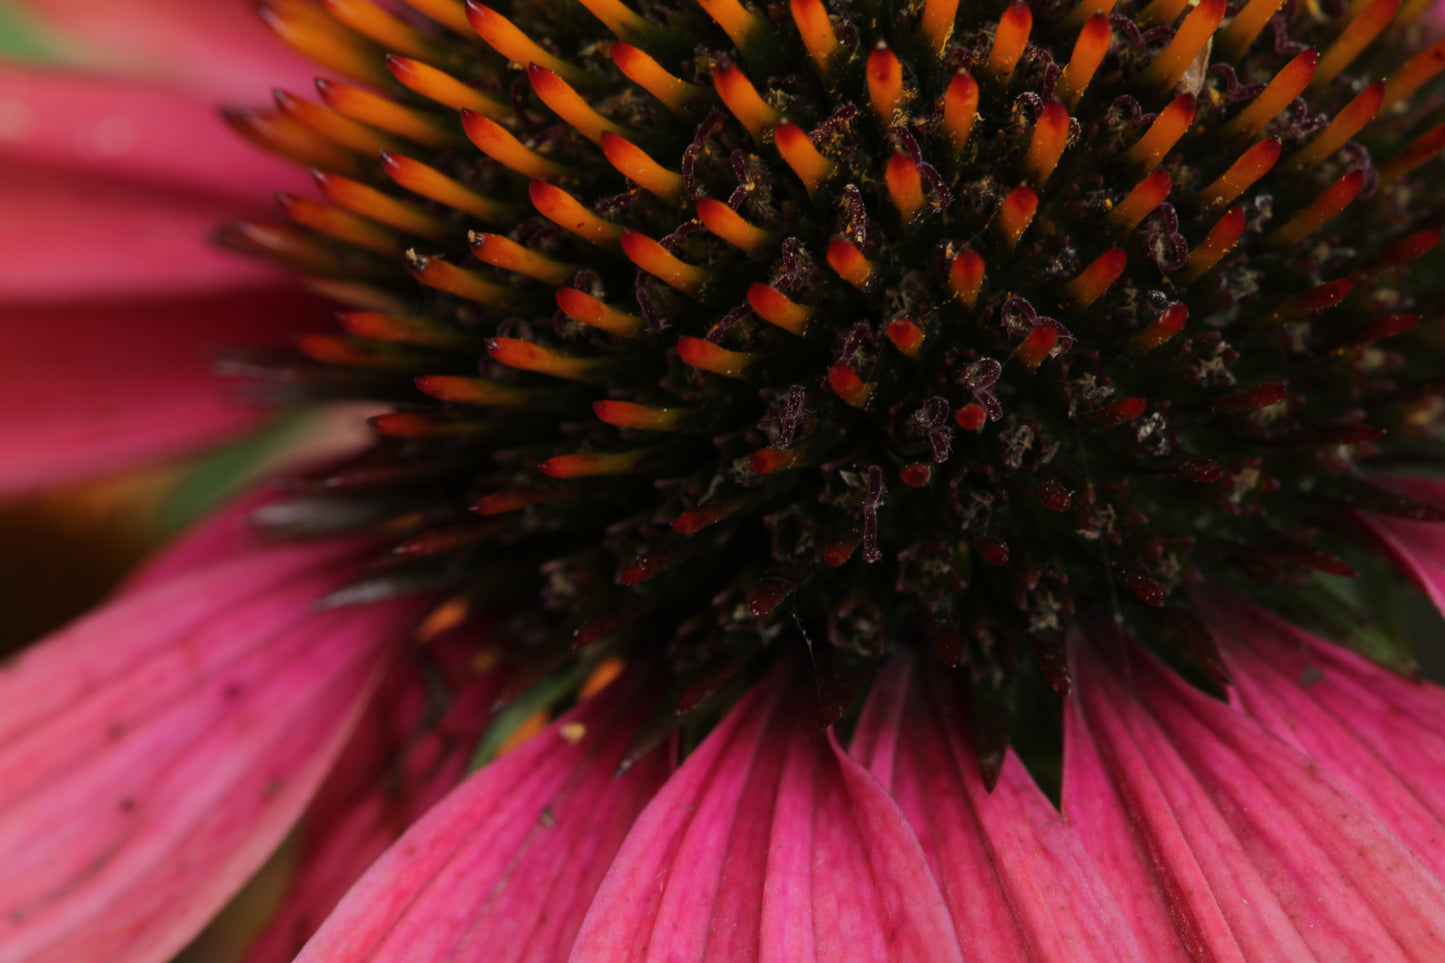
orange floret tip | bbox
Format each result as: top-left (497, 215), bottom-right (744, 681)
top-left (1024, 101), bottom-right (1071, 185)
top-left (774, 121), bottom-right (835, 195)
top-left (470, 232), bottom-right (577, 285)
top-left (1382, 37), bottom-right (1445, 112)
top-left (1083, 397), bottom-right (1147, 429)
top-left (573, 0), bottom-right (661, 45)
top-left (1222, 50), bottom-right (1317, 139)
top-left (789, 0), bottom-right (840, 73)
top-left (676, 335), bottom-right (757, 378)
top-left (826, 238), bottom-right (875, 288)
top-left (529, 181), bottom-right (624, 247)
top-left (746, 282), bottom-right (812, 335)
top-left (320, 0), bottom-right (437, 59)
top-left (592, 400), bottom-right (691, 431)
top-left (695, 0), bottom-right (766, 53)
top-left (1286, 82), bottom-right (1384, 170)
top-left (1311, 0), bottom-right (1399, 91)
top-left (227, 101), bottom-right (360, 172)
top-left (1140, 0), bottom-right (1226, 91)
top-left (713, 63), bottom-right (779, 139)
top-left (1366, 230), bottom-right (1442, 273)
top-left (750, 447), bottom-right (803, 474)
top-left (386, 55), bottom-right (508, 118)
top-left (949, 249), bottom-right (985, 307)
top-left (415, 375), bottom-right (536, 407)
top-left (1016, 325), bottom-right (1059, 369)
top-left (1122, 94), bottom-right (1195, 172)
top-left (380, 152), bottom-right (511, 222)
top-left (1124, 303), bottom-right (1188, 352)
top-left (600, 132), bottom-right (685, 202)
top-left (315, 77), bottom-right (456, 148)
top-left (920, 0), bottom-right (961, 55)
top-left (473, 489), bottom-right (571, 515)
top-left (555, 287), bottom-right (645, 338)
top-left (1065, 248), bottom-right (1127, 308)
top-left (942, 72), bottom-right (980, 154)
top-left (955, 402), bottom-right (988, 431)
top-left (885, 153), bottom-right (926, 223)
top-left (527, 63), bottom-right (626, 144)
top-left (540, 450), bottom-right (648, 478)
top-left (278, 192), bottom-right (401, 256)
top-left (672, 501), bottom-right (739, 534)
top-left (620, 230), bottom-right (710, 295)
top-left (867, 44), bottom-right (905, 123)
top-left (1109, 169), bottom-right (1172, 233)
top-left (467, 3), bottom-right (586, 83)
top-left (986, 3), bottom-right (1033, 83)
top-left (823, 534), bottom-right (861, 568)
top-left (1180, 206), bottom-right (1247, 283)
top-left (1200, 138), bottom-right (1280, 216)
top-left (697, 198), bottom-right (776, 254)
top-left (1262, 279), bottom-right (1354, 326)
top-left (828, 363), bottom-right (873, 407)
top-left (996, 186), bottom-right (1038, 249)
top-left (1218, 0), bottom-right (1282, 59)
top-left (1268, 170), bottom-right (1364, 246)
top-left (610, 42), bottom-right (706, 114)
top-left (461, 110), bottom-right (570, 180)
top-left (885, 319), bottom-right (925, 356)
top-left (487, 337), bottom-right (609, 382)
top-left (900, 463), bottom-right (933, 488)
top-left (1381, 122), bottom-right (1445, 186)
top-left (1058, 14), bottom-right (1110, 107)
top-left (408, 252), bottom-right (520, 307)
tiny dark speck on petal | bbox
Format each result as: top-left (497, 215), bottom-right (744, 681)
top-left (539, 805), bottom-right (556, 829)
top-left (264, 779), bottom-right (284, 798)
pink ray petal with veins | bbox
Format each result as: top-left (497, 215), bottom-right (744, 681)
top-left (1065, 625), bottom-right (1445, 962)
top-left (294, 670), bottom-right (670, 963)
top-left (0, 286), bottom-right (328, 496)
top-left (570, 662), bottom-right (963, 963)
top-left (244, 632), bottom-right (505, 963)
top-left (0, 537), bottom-right (425, 963)
top-left (1357, 476), bottom-right (1445, 613)
top-left (1195, 584), bottom-right (1445, 881)
top-left (851, 653), bottom-right (1142, 962)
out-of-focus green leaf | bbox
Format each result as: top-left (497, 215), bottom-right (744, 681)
top-left (0, 2), bottom-right (65, 61)
top-left (151, 413), bottom-right (312, 538)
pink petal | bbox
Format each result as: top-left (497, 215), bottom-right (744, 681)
top-left (1195, 585), bottom-right (1445, 880)
top-left (1355, 476), bottom-right (1445, 612)
top-left (0, 539), bottom-right (423, 963)
top-left (292, 671), bottom-right (671, 963)
top-left (570, 664), bottom-right (963, 963)
top-left (850, 655), bottom-right (1142, 962)
top-left (120, 483), bottom-right (289, 595)
top-left (244, 631), bottom-right (505, 963)
top-left (0, 68), bottom-right (308, 204)
top-left (1064, 627), bottom-right (1445, 962)
top-left (12, 0), bottom-right (316, 101)
top-left (0, 285), bottom-right (327, 495)
top-left (0, 162), bottom-right (281, 302)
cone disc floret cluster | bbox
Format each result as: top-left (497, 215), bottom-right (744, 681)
top-left (225, 0), bottom-right (1445, 779)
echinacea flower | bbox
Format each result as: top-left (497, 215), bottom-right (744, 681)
top-left (10, 0), bottom-right (1445, 958)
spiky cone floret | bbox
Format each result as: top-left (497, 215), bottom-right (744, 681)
top-left (229, 0), bottom-right (1445, 786)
